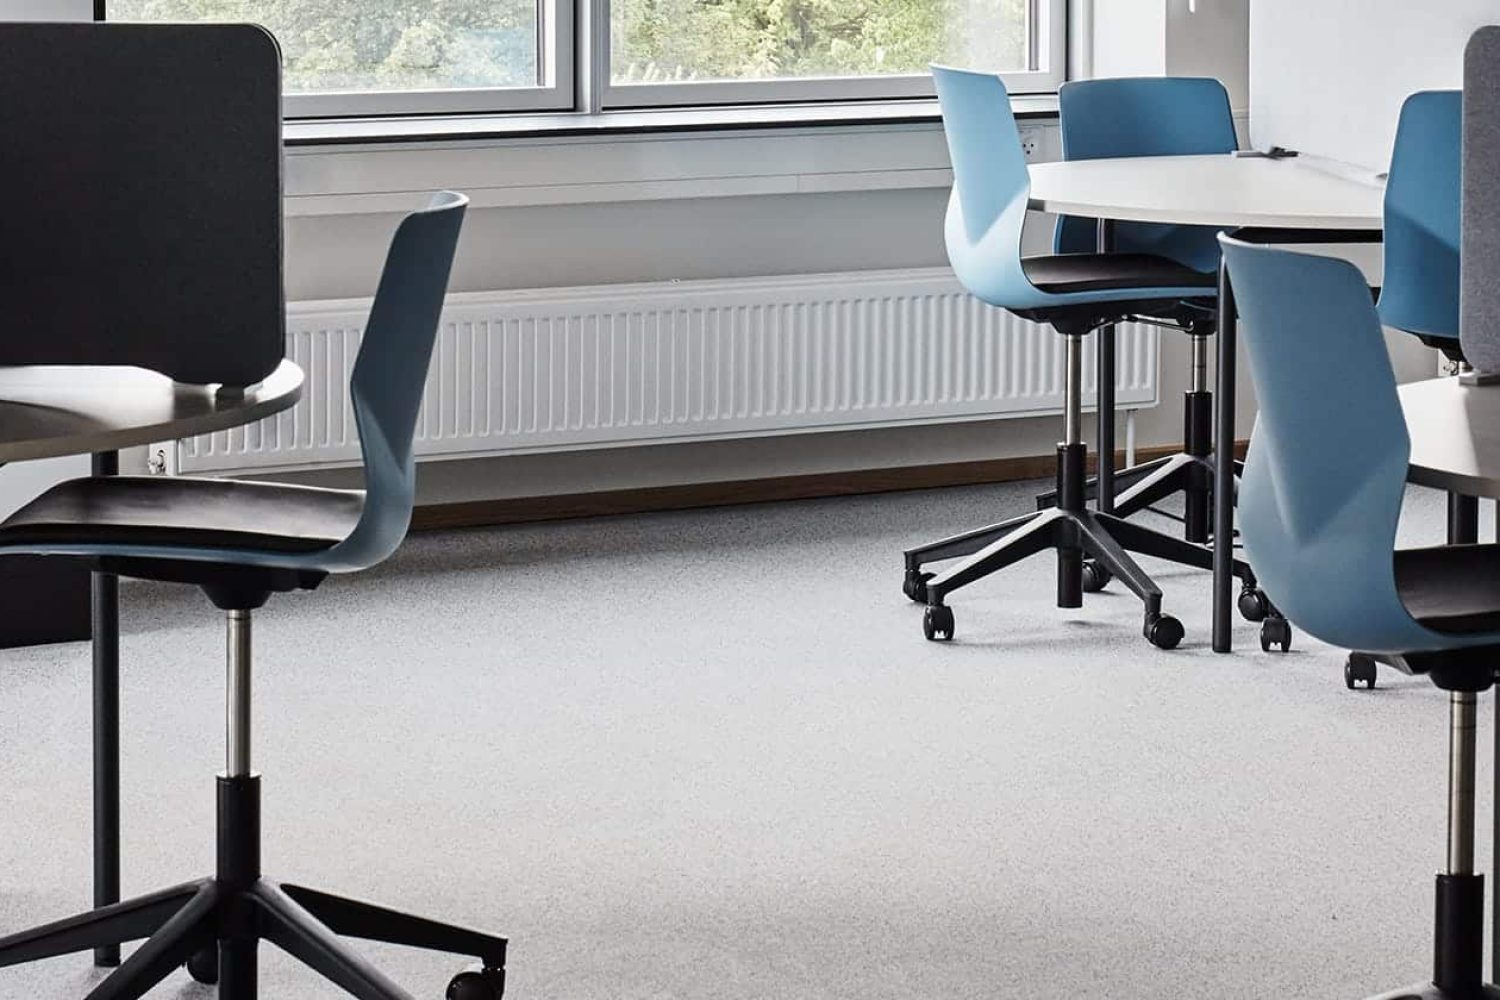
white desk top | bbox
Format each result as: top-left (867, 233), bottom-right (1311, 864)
top-left (1027, 155), bottom-right (1386, 231)
top-left (1400, 376), bottom-right (1500, 497)
top-left (0, 360), bottom-right (303, 464)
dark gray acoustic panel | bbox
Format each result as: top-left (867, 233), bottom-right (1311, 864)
top-left (1464, 26), bottom-right (1500, 372)
top-left (0, 22), bottom-right (284, 387)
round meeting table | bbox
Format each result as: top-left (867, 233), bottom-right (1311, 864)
top-left (1026, 153), bottom-right (1385, 652)
top-left (0, 359), bottom-right (303, 965)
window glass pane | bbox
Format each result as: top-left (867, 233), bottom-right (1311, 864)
top-left (611, 0), bottom-right (1029, 85)
top-left (110, 1), bottom-right (540, 92)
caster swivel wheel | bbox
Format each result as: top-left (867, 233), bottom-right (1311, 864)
top-left (923, 604), bottom-right (955, 642)
top-left (185, 946), bottom-right (218, 986)
top-left (1345, 653), bottom-right (1378, 690)
top-left (1081, 560), bottom-right (1112, 593)
top-left (1237, 587), bottom-right (1272, 622)
top-left (448, 965), bottom-right (506, 1000)
top-left (1260, 617), bottom-right (1292, 653)
top-left (1144, 613), bottom-right (1184, 650)
top-left (903, 568), bottom-right (934, 603)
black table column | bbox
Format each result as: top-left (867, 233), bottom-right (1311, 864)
top-left (1096, 219), bottom-right (1117, 515)
top-left (1211, 260), bottom-right (1237, 652)
top-left (91, 449), bottom-right (120, 968)
top-left (1449, 493), bottom-right (1480, 544)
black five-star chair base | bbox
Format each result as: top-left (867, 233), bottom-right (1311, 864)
top-left (904, 441), bottom-right (1283, 650)
top-left (0, 776), bottom-right (507, 1000)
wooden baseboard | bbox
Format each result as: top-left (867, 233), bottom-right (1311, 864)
top-left (410, 440), bottom-right (1251, 531)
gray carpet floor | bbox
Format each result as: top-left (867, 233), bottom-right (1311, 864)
top-left (0, 478), bottom-right (1487, 999)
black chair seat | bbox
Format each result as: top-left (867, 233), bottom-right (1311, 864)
top-left (1022, 253), bottom-right (1218, 295)
top-left (0, 476), bottom-right (364, 555)
top-left (1395, 544), bottom-right (1500, 634)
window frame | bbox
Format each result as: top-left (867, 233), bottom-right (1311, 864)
top-left (101, 0), bottom-right (576, 117)
top-left (104, 0), bottom-right (1064, 119)
top-left (596, 0), bottom-right (1067, 110)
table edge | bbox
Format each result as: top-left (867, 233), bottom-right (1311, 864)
top-left (0, 360), bottom-right (305, 464)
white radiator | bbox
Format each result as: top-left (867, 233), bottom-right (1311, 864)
top-left (175, 268), bottom-right (1160, 475)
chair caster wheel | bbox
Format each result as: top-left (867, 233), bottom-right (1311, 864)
top-left (903, 568), bottom-right (934, 602)
top-left (185, 946), bottom-right (218, 985)
top-left (1345, 653), bottom-right (1378, 689)
top-left (1260, 617), bottom-right (1292, 653)
top-left (1144, 613), bottom-right (1183, 650)
top-left (1237, 587), bottom-right (1272, 622)
top-left (448, 965), bottom-right (506, 1000)
top-left (1081, 560), bottom-right (1112, 593)
top-left (923, 604), bottom-right (955, 641)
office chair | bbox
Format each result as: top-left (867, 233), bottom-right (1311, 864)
top-left (905, 66), bottom-right (1273, 649)
top-left (1222, 232), bottom-right (1500, 1000)
top-left (0, 193), bottom-right (509, 1000)
top-left (1380, 90), bottom-right (1463, 357)
top-left (1038, 77), bottom-right (1241, 564)
top-left (1341, 90), bottom-right (1463, 690)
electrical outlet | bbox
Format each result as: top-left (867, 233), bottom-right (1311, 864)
top-left (145, 443), bottom-right (179, 476)
top-left (1018, 125), bottom-right (1043, 161)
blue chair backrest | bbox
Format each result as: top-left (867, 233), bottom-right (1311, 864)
top-left (930, 65), bottom-right (1045, 310)
top-left (324, 191), bottom-right (468, 572)
top-left (1378, 90), bottom-right (1462, 342)
top-left (1055, 77), bottom-right (1236, 273)
top-left (1219, 234), bottom-right (1453, 654)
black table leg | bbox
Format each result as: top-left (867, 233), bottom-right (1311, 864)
top-left (91, 449), bottom-right (120, 968)
top-left (1096, 219), bottom-right (1117, 515)
top-left (1212, 260), bottom-right (1237, 652)
top-left (1207, 227), bottom-right (1380, 654)
top-left (1449, 492), bottom-right (1479, 544)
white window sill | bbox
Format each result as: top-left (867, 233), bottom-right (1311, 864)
top-left (283, 97), bottom-right (1059, 218)
top-left (284, 95), bottom-right (1059, 146)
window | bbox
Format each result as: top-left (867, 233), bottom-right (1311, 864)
top-left (604, 0), bottom-right (1063, 107)
top-left (106, 1), bottom-right (574, 114)
top-left (107, 0), bottom-right (1062, 117)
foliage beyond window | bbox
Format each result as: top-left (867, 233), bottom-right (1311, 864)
top-left (112, 0), bottom-right (1042, 106)
top-left (612, 0), bottom-right (1027, 84)
top-left (109, 1), bottom-right (540, 91)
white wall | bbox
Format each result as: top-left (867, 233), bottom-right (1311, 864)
top-left (1166, 0), bottom-right (1249, 112)
top-left (1250, 0), bottom-right (1496, 169)
top-left (1092, 0), bottom-right (1167, 81)
top-left (1088, 0), bottom-right (1248, 112)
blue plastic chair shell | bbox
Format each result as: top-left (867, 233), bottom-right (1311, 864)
top-left (1378, 90), bottom-right (1462, 343)
top-left (0, 191), bottom-right (468, 575)
top-left (931, 65), bottom-right (1214, 312)
top-left (1219, 233), bottom-right (1500, 654)
top-left (1054, 77), bottom-right (1236, 273)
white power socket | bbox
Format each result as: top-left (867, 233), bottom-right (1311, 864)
top-left (1018, 125), bottom-right (1043, 161)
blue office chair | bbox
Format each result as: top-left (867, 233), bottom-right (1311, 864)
top-left (1337, 90), bottom-right (1467, 690)
top-left (1379, 90), bottom-right (1463, 354)
top-left (903, 66), bottom-right (1269, 649)
top-left (0, 193), bottom-right (510, 1000)
top-left (1041, 78), bottom-right (1242, 563)
top-left (1054, 76), bottom-right (1236, 269)
top-left (1222, 232), bottom-right (1500, 1000)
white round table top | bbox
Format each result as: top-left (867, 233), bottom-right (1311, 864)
top-left (0, 359), bottom-right (303, 464)
top-left (1399, 376), bottom-right (1500, 497)
top-left (1027, 154), bottom-right (1386, 231)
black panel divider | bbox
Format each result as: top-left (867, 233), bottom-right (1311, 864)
top-left (0, 22), bottom-right (285, 387)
